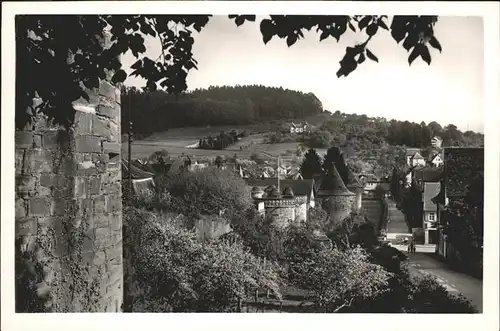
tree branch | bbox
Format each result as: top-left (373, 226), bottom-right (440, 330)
top-left (333, 297), bottom-right (354, 313)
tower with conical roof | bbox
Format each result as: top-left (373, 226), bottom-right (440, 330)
top-left (346, 168), bottom-right (364, 212)
top-left (317, 164), bottom-right (356, 229)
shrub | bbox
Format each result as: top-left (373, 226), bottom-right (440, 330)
top-left (289, 247), bottom-right (392, 313)
top-left (123, 207), bottom-right (283, 312)
top-left (250, 153), bottom-right (266, 165)
top-left (307, 130), bottom-right (332, 148)
top-left (155, 167), bottom-right (251, 219)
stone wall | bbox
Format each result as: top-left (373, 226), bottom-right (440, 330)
top-left (264, 199), bottom-right (296, 228)
top-left (195, 216), bottom-right (232, 242)
top-left (320, 195), bottom-right (355, 231)
top-left (294, 197), bottom-right (308, 224)
top-left (15, 80), bottom-right (123, 312)
top-left (349, 187), bottom-right (363, 213)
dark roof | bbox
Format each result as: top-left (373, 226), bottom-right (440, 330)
top-left (245, 178), bottom-right (314, 197)
top-left (317, 164), bottom-right (354, 197)
top-left (444, 148), bottom-right (484, 197)
top-left (411, 152), bottom-right (424, 160)
top-left (423, 182), bottom-right (441, 211)
top-left (406, 148), bottom-right (421, 156)
top-left (413, 167), bottom-right (443, 183)
top-left (122, 159), bottom-right (155, 180)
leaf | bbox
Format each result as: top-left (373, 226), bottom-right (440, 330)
top-left (428, 36), bottom-right (442, 52)
top-left (366, 49), bottom-right (378, 62)
top-left (348, 22), bottom-right (356, 32)
top-left (245, 15), bottom-right (256, 22)
top-left (366, 23), bottom-right (378, 37)
top-left (420, 45), bottom-right (431, 65)
top-left (391, 25), bottom-right (406, 44)
top-left (358, 16), bottom-right (371, 30)
top-left (320, 31), bottom-right (329, 42)
top-left (260, 19), bottom-right (274, 45)
top-left (287, 34), bottom-right (298, 47)
top-left (378, 19), bottom-right (389, 30)
top-left (235, 16), bottom-right (245, 27)
top-left (111, 69), bottom-right (127, 84)
top-left (357, 53), bottom-right (366, 64)
top-left (408, 46), bottom-right (421, 66)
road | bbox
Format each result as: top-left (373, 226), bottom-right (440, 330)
top-left (393, 244), bottom-right (483, 312)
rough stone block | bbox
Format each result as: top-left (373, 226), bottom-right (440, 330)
top-left (88, 177), bottom-right (101, 195)
top-left (16, 218), bottom-right (37, 237)
top-left (24, 149), bottom-right (52, 173)
top-left (105, 243), bottom-right (122, 261)
top-left (37, 216), bottom-right (64, 237)
top-left (92, 116), bottom-right (110, 137)
top-left (28, 197), bottom-right (50, 216)
top-left (106, 263), bottom-right (123, 287)
top-left (109, 213), bottom-right (122, 231)
top-left (99, 81), bottom-right (117, 102)
top-left (75, 136), bottom-right (101, 153)
top-left (95, 235), bottom-right (110, 250)
top-left (114, 86), bottom-right (121, 104)
top-left (92, 153), bottom-right (109, 164)
top-left (91, 213), bottom-right (110, 229)
top-left (33, 135), bottom-right (42, 148)
top-left (16, 175), bottom-right (36, 194)
top-left (42, 131), bottom-right (60, 149)
top-left (74, 112), bottom-right (93, 135)
top-left (95, 227), bottom-right (111, 240)
top-left (15, 198), bottom-right (27, 218)
top-left (93, 251), bottom-right (106, 265)
top-left (107, 196), bottom-right (121, 213)
top-left (15, 149), bottom-right (25, 175)
top-left (35, 185), bottom-right (51, 196)
top-left (97, 105), bottom-right (117, 119)
top-left (82, 229), bottom-right (96, 252)
top-left (102, 142), bottom-right (120, 154)
top-left (94, 196), bottom-right (107, 213)
top-left (79, 198), bottom-right (93, 214)
top-left (102, 169), bottom-right (121, 185)
top-left (75, 177), bottom-right (88, 197)
top-left (51, 199), bottom-right (67, 216)
top-left (15, 131), bottom-right (34, 148)
top-left (81, 251), bottom-right (95, 265)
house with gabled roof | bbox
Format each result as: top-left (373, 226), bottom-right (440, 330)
top-left (410, 151), bottom-right (426, 167)
top-left (405, 148), bottom-right (421, 166)
top-left (290, 121), bottom-right (311, 134)
top-left (121, 158), bottom-right (156, 196)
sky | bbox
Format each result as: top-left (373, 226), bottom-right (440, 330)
top-left (122, 16), bottom-right (484, 133)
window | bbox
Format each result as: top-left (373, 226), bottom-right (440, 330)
top-left (429, 212), bottom-right (435, 221)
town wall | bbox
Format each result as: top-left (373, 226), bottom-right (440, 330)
top-left (15, 79), bottom-right (123, 312)
top-left (320, 195), bottom-right (356, 231)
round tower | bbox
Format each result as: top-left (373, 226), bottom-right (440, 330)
top-left (317, 164), bottom-right (356, 230)
top-left (263, 185), bottom-right (296, 228)
top-left (346, 169), bottom-right (364, 212)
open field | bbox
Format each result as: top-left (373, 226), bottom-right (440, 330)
top-left (122, 124), bottom-right (323, 163)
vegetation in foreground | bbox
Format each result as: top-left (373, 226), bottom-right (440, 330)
top-left (123, 166), bottom-right (478, 313)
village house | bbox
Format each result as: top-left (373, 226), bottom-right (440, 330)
top-left (405, 148), bottom-right (421, 166)
top-left (289, 121), bottom-right (311, 134)
top-left (428, 152), bottom-right (444, 167)
top-left (121, 158), bottom-right (156, 196)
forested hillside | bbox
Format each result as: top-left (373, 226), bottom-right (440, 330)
top-left (121, 85), bottom-right (323, 135)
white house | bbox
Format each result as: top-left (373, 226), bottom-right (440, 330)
top-left (410, 152), bottom-right (426, 167)
top-left (429, 153), bottom-right (444, 167)
top-left (290, 122), bottom-right (311, 134)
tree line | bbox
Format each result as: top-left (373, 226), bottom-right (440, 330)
top-left (198, 130), bottom-right (246, 150)
top-left (120, 85), bottom-right (323, 137)
top-left (317, 111), bottom-right (483, 150)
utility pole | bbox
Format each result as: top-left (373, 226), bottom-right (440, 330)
top-left (277, 154), bottom-right (281, 194)
top-left (128, 91), bottom-right (133, 200)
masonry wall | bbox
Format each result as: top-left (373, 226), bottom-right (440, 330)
top-left (15, 80), bottom-right (123, 312)
top-left (264, 199), bottom-right (296, 228)
top-left (349, 187), bottom-right (363, 213)
top-left (320, 195), bottom-right (355, 231)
